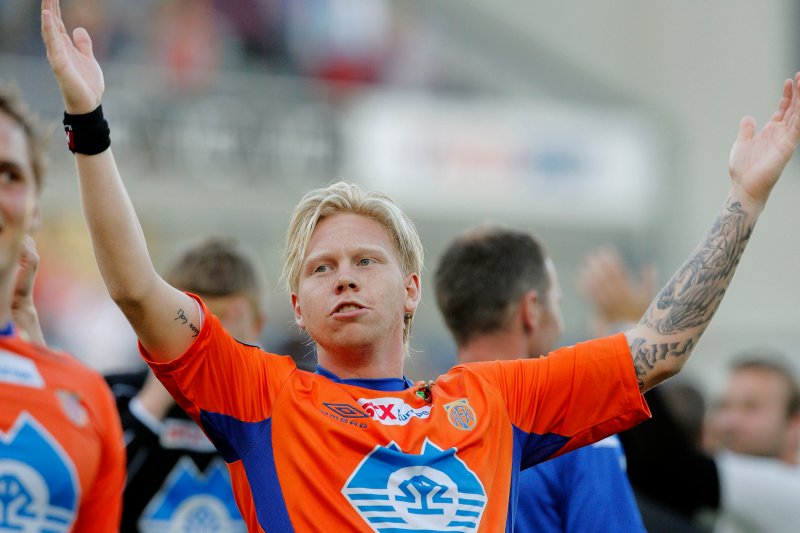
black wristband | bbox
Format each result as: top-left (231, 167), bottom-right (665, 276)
top-left (63, 105), bottom-right (111, 155)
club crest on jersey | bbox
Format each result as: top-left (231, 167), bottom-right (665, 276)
top-left (358, 397), bottom-right (431, 426)
top-left (343, 439), bottom-right (487, 532)
top-left (57, 390), bottom-right (89, 427)
top-left (138, 458), bottom-right (245, 533)
top-left (443, 399), bottom-right (477, 431)
top-left (0, 413), bottom-right (79, 532)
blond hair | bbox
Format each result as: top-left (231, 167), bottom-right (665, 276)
top-left (282, 181), bottom-right (423, 346)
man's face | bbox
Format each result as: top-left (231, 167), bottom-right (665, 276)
top-left (291, 212), bottom-right (419, 359)
top-left (0, 112), bottom-right (38, 275)
top-left (712, 367), bottom-right (794, 459)
top-left (527, 259), bottom-right (565, 357)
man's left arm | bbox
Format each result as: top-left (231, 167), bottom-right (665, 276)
top-left (626, 74), bottom-right (800, 392)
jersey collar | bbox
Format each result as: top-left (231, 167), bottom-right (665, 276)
top-left (0, 322), bottom-right (14, 337)
top-left (315, 365), bottom-right (413, 392)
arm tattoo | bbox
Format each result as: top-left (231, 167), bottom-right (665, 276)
top-left (632, 199), bottom-right (755, 391)
top-left (644, 200), bottom-right (752, 335)
top-left (174, 308), bottom-right (200, 338)
top-left (629, 336), bottom-right (697, 391)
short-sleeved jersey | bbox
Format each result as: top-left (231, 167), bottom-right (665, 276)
top-left (515, 435), bottom-right (645, 532)
top-left (144, 297), bottom-right (650, 532)
top-left (106, 370), bottom-right (246, 532)
top-left (0, 332), bottom-right (126, 532)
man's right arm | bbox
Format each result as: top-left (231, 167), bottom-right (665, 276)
top-left (41, 0), bottom-right (198, 361)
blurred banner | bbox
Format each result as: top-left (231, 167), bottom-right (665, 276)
top-left (344, 94), bottom-right (662, 226)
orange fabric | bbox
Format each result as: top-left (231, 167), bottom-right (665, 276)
top-left (0, 335), bottom-right (125, 531)
top-left (145, 296), bottom-right (649, 532)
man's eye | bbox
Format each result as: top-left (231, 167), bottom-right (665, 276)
top-left (0, 169), bottom-right (16, 184)
top-left (358, 258), bottom-right (374, 266)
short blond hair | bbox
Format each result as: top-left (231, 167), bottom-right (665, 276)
top-left (282, 181), bottom-right (423, 345)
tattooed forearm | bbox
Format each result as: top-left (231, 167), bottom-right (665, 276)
top-left (629, 336), bottom-right (697, 391)
top-left (643, 199), bottom-right (753, 335)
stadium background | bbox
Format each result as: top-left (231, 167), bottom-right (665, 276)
top-left (1, 0), bottom-right (798, 397)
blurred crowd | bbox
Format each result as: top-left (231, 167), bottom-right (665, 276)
top-left (0, 0), bottom-right (451, 94)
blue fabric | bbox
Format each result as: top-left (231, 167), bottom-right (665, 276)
top-left (199, 411), bottom-right (293, 532)
top-left (514, 435), bottom-right (645, 532)
top-left (0, 321), bottom-right (14, 337)
top-left (315, 365), bottom-right (414, 391)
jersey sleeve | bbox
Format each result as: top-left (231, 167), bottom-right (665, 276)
top-left (140, 294), bottom-right (297, 459)
top-left (466, 333), bottom-right (650, 465)
top-left (72, 373), bottom-right (126, 532)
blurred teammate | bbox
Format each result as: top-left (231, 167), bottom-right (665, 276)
top-left (0, 84), bottom-right (125, 531)
top-left (41, 0), bottom-right (800, 529)
top-left (106, 237), bottom-right (266, 532)
top-left (435, 226), bottom-right (645, 532)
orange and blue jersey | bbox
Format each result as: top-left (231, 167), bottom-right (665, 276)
top-left (0, 328), bottom-right (126, 531)
top-left (145, 296), bottom-right (650, 532)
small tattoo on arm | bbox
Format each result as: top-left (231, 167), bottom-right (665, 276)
top-left (175, 308), bottom-right (199, 337)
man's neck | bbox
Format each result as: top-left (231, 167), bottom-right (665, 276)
top-left (316, 342), bottom-right (405, 380)
top-left (457, 332), bottom-right (530, 365)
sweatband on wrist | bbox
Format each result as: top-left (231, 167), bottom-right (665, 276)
top-left (63, 105), bottom-right (111, 155)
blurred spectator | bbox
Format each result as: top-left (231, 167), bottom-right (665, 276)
top-left (150, 0), bottom-right (221, 93)
top-left (707, 355), bottom-right (800, 465)
top-left (285, 0), bottom-right (393, 92)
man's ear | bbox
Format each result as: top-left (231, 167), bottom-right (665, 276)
top-left (403, 272), bottom-right (421, 314)
top-left (520, 290), bottom-right (541, 334)
top-left (291, 294), bottom-right (305, 330)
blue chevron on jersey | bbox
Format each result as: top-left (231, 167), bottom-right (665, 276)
top-left (138, 457), bottom-right (245, 533)
top-left (0, 413), bottom-right (79, 531)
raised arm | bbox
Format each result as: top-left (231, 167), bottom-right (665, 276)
top-left (41, 0), bottom-right (199, 361)
top-left (626, 75), bottom-right (800, 392)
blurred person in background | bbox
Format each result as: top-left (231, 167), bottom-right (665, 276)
top-left (580, 247), bottom-right (800, 533)
top-left (41, 0), bottom-right (800, 528)
top-left (707, 355), bottom-right (800, 464)
top-left (706, 355), bottom-right (800, 533)
top-left (434, 226), bottom-right (646, 533)
top-left (106, 236), bottom-right (266, 532)
top-left (0, 84), bottom-right (125, 531)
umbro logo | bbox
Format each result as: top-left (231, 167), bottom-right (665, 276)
top-left (321, 403), bottom-right (369, 429)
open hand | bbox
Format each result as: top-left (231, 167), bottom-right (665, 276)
top-left (41, 0), bottom-right (104, 114)
top-left (729, 73), bottom-right (800, 208)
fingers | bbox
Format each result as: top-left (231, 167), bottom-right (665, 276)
top-left (770, 79), bottom-right (792, 122)
top-left (73, 27), bottom-right (93, 57)
top-left (736, 116), bottom-right (757, 143)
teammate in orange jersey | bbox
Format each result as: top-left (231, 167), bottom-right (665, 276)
top-left (0, 84), bottom-right (125, 531)
top-left (41, 0), bottom-right (800, 529)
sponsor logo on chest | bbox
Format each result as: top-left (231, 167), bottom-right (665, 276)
top-left (0, 351), bottom-right (44, 389)
top-left (358, 397), bottom-right (432, 426)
